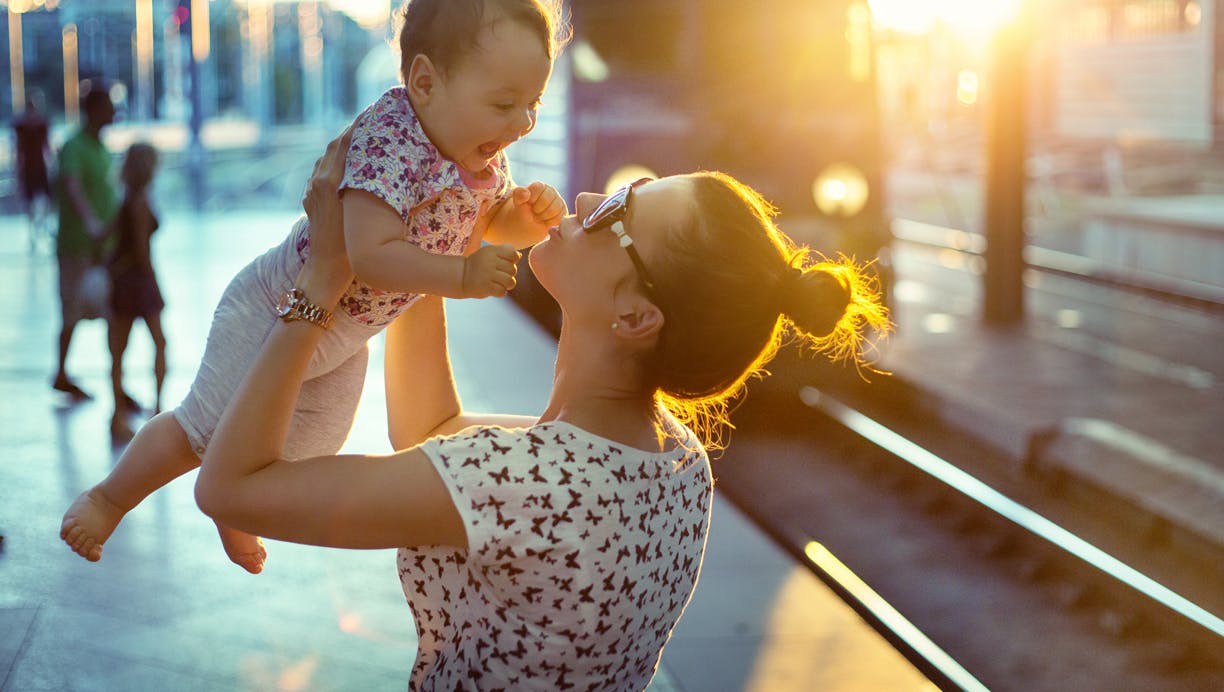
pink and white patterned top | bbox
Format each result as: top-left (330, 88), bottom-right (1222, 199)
top-left (292, 87), bottom-right (512, 327)
top-left (400, 420), bottom-right (713, 691)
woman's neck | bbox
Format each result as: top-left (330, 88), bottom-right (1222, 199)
top-left (539, 328), bottom-right (664, 452)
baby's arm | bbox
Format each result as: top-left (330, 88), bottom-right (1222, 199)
top-left (343, 189), bottom-right (518, 299)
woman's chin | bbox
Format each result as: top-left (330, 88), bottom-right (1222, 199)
top-left (526, 246), bottom-right (554, 287)
top-left (526, 242), bottom-right (545, 271)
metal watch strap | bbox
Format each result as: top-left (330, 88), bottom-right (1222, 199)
top-left (280, 288), bottom-right (336, 330)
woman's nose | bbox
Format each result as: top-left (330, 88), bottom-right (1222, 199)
top-left (574, 192), bottom-right (605, 222)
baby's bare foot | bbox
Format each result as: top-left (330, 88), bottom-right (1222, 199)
top-left (216, 523), bottom-right (267, 574)
top-left (60, 487), bottom-right (126, 562)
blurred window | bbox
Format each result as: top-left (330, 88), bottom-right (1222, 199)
top-left (1120, 0), bottom-right (1183, 36)
top-left (1062, 0), bottom-right (1202, 42)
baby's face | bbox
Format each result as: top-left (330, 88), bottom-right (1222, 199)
top-left (421, 18), bottom-right (553, 175)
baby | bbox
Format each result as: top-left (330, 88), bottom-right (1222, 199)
top-left (61, 0), bottom-right (569, 573)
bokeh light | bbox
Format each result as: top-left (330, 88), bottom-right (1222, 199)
top-left (603, 164), bottom-right (657, 195)
top-left (869, 0), bottom-right (1022, 35)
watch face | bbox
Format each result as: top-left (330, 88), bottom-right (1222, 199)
top-left (275, 291), bottom-right (296, 317)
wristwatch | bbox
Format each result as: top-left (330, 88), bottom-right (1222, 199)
top-left (275, 288), bottom-right (335, 330)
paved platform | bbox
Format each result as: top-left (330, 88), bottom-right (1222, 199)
top-left (0, 210), bottom-right (931, 691)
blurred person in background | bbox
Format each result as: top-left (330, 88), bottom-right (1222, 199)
top-left (12, 90), bottom-right (53, 253)
top-left (188, 128), bottom-right (890, 689)
top-left (61, 0), bottom-right (568, 574)
top-left (52, 86), bottom-right (118, 401)
top-left (106, 143), bottom-right (166, 442)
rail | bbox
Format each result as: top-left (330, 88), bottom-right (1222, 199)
top-left (800, 386), bottom-right (1224, 645)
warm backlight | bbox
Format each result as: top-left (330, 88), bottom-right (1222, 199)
top-left (868, 0), bottom-right (1022, 34)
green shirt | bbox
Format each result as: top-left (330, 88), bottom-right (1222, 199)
top-left (56, 129), bottom-right (117, 258)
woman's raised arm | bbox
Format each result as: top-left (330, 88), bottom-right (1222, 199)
top-left (383, 299), bottom-right (539, 450)
top-left (194, 125), bottom-right (467, 551)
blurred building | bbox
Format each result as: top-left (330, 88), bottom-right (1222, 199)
top-left (2, 0), bottom-right (381, 126)
top-left (874, 0), bottom-right (1222, 192)
top-left (1038, 0), bottom-right (1217, 146)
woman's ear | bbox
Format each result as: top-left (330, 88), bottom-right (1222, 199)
top-left (612, 297), bottom-right (664, 342)
top-left (406, 54), bottom-right (439, 104)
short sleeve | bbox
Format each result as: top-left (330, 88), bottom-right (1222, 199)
top-left (57, 138), bottom-right (84, 179)
top-left (419, 426), bottom-right (560, 562)
top-left (340, 89), bottom-right (435, 223)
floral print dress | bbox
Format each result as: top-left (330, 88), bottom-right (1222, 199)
top-left (174, 87), bottom-right (512, 459)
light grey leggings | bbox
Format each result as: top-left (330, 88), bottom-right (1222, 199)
top-left (174, 218), bottom-right (378, 460)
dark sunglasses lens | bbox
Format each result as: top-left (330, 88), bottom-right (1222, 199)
top-left (585, 188), bottom-right (630, 229)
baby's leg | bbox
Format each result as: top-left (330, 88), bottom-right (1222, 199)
top-left (172, 250), bottom-right (285, 572)
top-left (61, 411), bottom-right (197, 562)
top-left (284, 343), bottom-right (370, 460)
top-left (212, 524), bottom-right (267, 574)
top-left (209, 345), bottom-right (369, 573)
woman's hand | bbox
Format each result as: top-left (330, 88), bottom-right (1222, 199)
top-left (301, 123), bottom-right (357, 305)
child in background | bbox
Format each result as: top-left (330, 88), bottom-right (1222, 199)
top-left (61, 0), bottom-right (569, 573)
top-left (106, 142), bottom-right (167, 442)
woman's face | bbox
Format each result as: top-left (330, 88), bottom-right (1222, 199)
top-left (529, 176), bottom-right (692, 324)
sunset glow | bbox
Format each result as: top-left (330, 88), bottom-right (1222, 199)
top-left (868, 0), bottom-right (1022, 34)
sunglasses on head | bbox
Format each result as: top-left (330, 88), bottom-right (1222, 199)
top-left (581, 177), bottom-right (657, 296)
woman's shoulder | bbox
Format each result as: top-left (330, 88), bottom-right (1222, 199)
top-left (428, 423), bottom-right (535, 451)
top-left (427, 419), bottom-right (708, 466)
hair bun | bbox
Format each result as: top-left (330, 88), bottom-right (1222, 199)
top-left (779, 266), bottom-right (851, 338)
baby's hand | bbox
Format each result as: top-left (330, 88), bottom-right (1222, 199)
top-left (487, 181), bottom-right (568, 248)
top-left (512, 181), bottom-right (566, 229)
top-left (461, 243), bottom-right (520, 298)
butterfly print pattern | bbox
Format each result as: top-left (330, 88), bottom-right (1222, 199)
top-left (292, 87), bottom-right (512, 327)
top-left (398, 420), bottom-right (713, 690)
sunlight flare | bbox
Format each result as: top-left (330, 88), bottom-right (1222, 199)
top-left (869, 0), bottom-right (1022, 34)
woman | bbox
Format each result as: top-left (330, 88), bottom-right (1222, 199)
top-left (192, 131), bottom-right (888, 689)
top-left (107, 142), bottom-right (167, 441)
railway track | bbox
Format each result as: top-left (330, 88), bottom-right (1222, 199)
top-left (716, 353), bottom-right (1224, 691)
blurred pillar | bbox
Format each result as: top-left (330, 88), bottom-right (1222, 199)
top-left (63, 23), bottom-right (79, 127)
top-left (134, 0), bottom-right (154, 121)
top-left (299, 1), bottom-right (324, 126)
top-left (982, 4), bottom-right (1033, 324)
top-left (323, 7), bottom-right (344, 127)
top-left (247, 0), bottom-right (274, 149)
top-left (8, 8), bottom-right (25, 114)
top-left (180, 0), bottom-right (206, 210)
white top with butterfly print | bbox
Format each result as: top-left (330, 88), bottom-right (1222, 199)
top-left (399, 419), bottom-right (713, 691)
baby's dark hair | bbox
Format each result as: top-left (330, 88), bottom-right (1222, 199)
top-left (646, 171), bottom-right (891, 448)
top-left (396, 0), bottom-right (569, 82)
